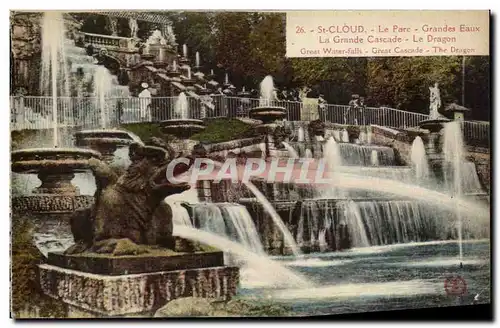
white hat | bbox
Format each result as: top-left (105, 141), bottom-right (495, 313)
top-left (141, 82), bottom-right (149, 89)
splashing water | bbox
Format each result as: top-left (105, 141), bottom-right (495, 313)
top-left (195, 51), bottom-right (200, 67)
top-left (40, 11), bottom-right (70, 147)
top-left (259, 75), bottom-right (275, 106)
top-left (366, 128), bottom-right (373, 144)
top-left (94, 66), bottom-right (114, 128)
top-left (327, 172), bottom-right (489, 224)
top-left (271, 279), bottom-right (441, 301)
top-left (443, 121), bottom-right (465, 262)
top-left (321, 137), bottom-right (344, 198)
top-left (169, 202), bottom-right (193, 229)
top-left (343, 200), bottom-right (370, 247)
top-left (243, 181), bottom-right (302, 256)
top-left (282, 142), bottom-right (299, 158)
top-left (298, 127), bottom-right (305, 142)
top-left (411, 136), bottom-right (430, 181)
top-left (219, 203), bottom-right (265, 254)
top-left (341, 129), bottom-right (349, 143)
top-left (370, 150), bottom-right (379, 166)
top-left (333, 130), bottom-right (341, 142)
top-left (172, 225), bottom-right (310, 288)
top-left (323, 137), bottom-right (342, 171)
top-left (174, 92), bottom-right (189, 119)
top-left (359, 131), bottom-right (366, 144)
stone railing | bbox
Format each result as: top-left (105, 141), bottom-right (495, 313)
top-left (9, 95), bottom-right (490, 147)
top-left (80, 32), bottom-right (136, 51)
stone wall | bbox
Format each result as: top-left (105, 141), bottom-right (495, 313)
top-left (370, 124), bottom-right (491, 193)
top-left (10, 12), bottom-right (42, 95)
top-left (39, 264), bottom-right (239, 317)
top-left (466, 146), bottom-right (491, 192)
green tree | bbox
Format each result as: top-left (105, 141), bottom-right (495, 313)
top-left (168, 12), bottom-right (217, 68)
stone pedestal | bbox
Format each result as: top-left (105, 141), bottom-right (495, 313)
top-left (39, 252), bottom-right (239, 317)
top-left (418, 117), bottom-right (450, 183)
top-left (35, 172), bottom-right (78, 195)
top-left (12, 195), bottom-right (94, 215)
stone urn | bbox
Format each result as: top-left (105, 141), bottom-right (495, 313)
top-left (11, 148), bottom-right (101, 195)
top-left (160, 119), bottom-right (205, 139)
top-left (249, 106), bottom-right (286, 124)
top-left (74, 129), bottom-right (141, 164)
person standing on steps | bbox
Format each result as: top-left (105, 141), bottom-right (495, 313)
top-left (318, 94), bottom-right (327, 122)
top-left (138, 82), bottom-right (152, 122)
top-left (359, 96), bottom-right (366, 126)
top-left (348, 94), bottom-right (362, 125)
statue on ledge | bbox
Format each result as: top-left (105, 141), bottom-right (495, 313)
top-left (65, 139), bottom-right (195, 256)
top-left (429, 82), bottom-right (442, 119)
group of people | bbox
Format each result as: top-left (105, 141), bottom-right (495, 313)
top-left (130, 81), bottom-right (369, 124)
top-left (345, 94), bottom-right (367, 125)
top-left (317, 93), bottom-right (368, 124)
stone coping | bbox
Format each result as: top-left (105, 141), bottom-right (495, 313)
top-left (47, 251), bottom-right (224, 276)
top-left (39, 264), bottom-right (239, 317)
top-left (193, 136), bottom-right (265, 154)
top-left (74, 129), bottom-right (136, 140)
top-left (11, 195), bottom-right (94, 214)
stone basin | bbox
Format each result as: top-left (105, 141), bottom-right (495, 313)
top-left (11, 148), bottom-right (101, 174)
top-left (11, 148), bottom-right (101, 195)
top-left (160, 119), bottom-right (205, 139)
top-left (418, 117), bottom-right (451, 133)
top-left (74, 129), bottom-right (141, 163)
top-left (249, 106), bottom-right (286, 124)
top-left (74, 129), bottom-right (140, 142)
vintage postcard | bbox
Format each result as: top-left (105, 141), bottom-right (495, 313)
top-left (10, 9), bottom-right (491, 319)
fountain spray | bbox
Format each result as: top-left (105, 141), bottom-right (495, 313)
top-left (195, 51), bottom-right (200, 67)
top-left (443, 121), bottom-right (465, 267)
top-left (51, 29), bottom-right (58, 148)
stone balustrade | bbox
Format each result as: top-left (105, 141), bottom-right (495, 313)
top-left (80, 32), bottom-right (136, 52)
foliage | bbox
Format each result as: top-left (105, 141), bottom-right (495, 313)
top-left (167, 12), bottom-right (217, 68)
top-left (121, 119), bottom-right (254, 144)
top-left (190, 118), bottom-right (255, 143)
top-left (120, 122), bottom-right (166, 142)
top-left (11, 214), bottom-right (67, 318)
top-left (167, 12), bottom-right (489, 120)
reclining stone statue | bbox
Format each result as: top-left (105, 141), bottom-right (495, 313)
top-left (66, 139), bottom-right (194, 256)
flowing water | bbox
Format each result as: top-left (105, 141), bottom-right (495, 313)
top-left (370, 150), bottom-right (379, 166)
top-left (94, 66), bottom-right (114, 128)
top-left (282, 142), bottom-right (299, 158)
top-left (246, 239), bottom-right (490, 316)
top-left (333, 130), bottom-right (341, 142)
top-left (298, 127), bottom-right (305, 142)
top-left (341, 129), bottom-right (349, 143)
top-left (39, 11), bottom-right (129, 133)
top-left (172, 225), bottom-right (310, 288)
top-left (243, 181), bottom-right (301, 256)
top-left (328, 172), bottom-right (489, 222)
top-left (40, 11), bottom-right (69, 146)
top-left (190, 203), bottom-right (264, 254)
top-left (443, 121), bottom-right (465, 261)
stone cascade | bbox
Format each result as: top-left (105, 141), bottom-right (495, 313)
top-left (187, 113), bottom-right (489, 255)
